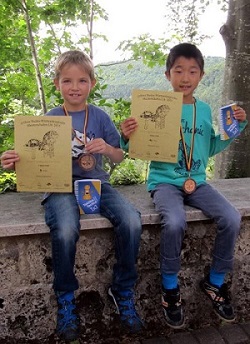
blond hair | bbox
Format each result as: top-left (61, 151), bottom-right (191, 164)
top-left (54, 50), bottom-right (95, 80)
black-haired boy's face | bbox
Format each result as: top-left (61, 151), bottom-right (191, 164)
top-left (165, 56), bottom-right (204, 104)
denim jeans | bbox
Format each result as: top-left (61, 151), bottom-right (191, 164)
top-left (43, 183), bottom-right (142, 293)
top-left (151, 183), bottom-right (241, 275)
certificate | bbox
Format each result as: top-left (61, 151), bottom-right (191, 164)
top-left (14, 116), bottom-right (72, 192)
top-left (129, 89), bottom-right (183, 163)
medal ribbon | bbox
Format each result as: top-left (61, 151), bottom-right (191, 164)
top-left (180, 100), bottom-right (196, 174)
top-left (63, 104), bottom-right (89, 146)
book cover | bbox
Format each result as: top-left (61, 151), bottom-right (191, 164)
top-left (219, 103), bottom-right (240, 140)
top-left (74, 179), bottom-right (101, 214)
top-left (129, 89), bottom-right (183, 163)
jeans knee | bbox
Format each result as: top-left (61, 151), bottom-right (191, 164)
top-left (219, 211), bottom-right (241, 234)
top-left (51, 221), bottom-right (79, 246)
top-left (161, 216), bottom-right (185, 238)
top-left (63, 226), bottom-right (79, 242)
top-left (123, 207), bottom-right (141, 228)
top-left (115, 211), bottom-right (142, 242)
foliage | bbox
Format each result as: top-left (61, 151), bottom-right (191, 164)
top-left (0, 0), bottom-right (109, 138)
top-left (118, 35), bottom-right (171, 68)
top-left (206, 157), bottom-right (215, 180)
top-left (0, 56), bottom-right (224, 191)
top-left (164, 0), bottom-right (210, 44)
top-left (110, 158), bottom-right (146, 186)
top-left (1, 0), bottom-right (245, 190)
top-left (117, 1), bottom-right (225, 68)
top-left (97, 57), bottom-right (225, 122)
top-left (0, 170), bottom-right (16, 193)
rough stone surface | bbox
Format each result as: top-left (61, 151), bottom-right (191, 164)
top-left (167, 331), bottom-right (199, 344)
top-left (219, 324), bottom-right (250, 344)
top-left (0, 178), bottom-right (250, 343)
top-left (193, 326), bottom-right (225, 344)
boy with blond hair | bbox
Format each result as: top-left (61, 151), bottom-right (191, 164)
top-left (1, 50), bottom-right (144, 341)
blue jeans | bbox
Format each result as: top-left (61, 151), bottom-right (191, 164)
top-left (151, 183), bottom-right (241, 275)
top-left (43, 183), bottom-right (142, 293)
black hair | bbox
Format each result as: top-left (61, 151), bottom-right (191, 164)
top-left (166, 43), bottom-right (204, 73)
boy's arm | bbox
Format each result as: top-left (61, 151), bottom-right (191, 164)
top-left (0, 150), bottom-right (20, 170)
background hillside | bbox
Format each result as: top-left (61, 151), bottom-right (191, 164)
top-left (97, 56), bottom-right (225, 126)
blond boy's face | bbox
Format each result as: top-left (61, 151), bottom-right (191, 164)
top-left (54, 63), bottom-right (96, 111)
top-left (165, 56), bottom-right (204, 104)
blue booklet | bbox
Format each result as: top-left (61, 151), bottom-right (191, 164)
top-left (219, 103), bottom-right (240, 140)
top-left (74, 179), bottom-right (101, 214)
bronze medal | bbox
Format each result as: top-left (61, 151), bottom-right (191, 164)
top-left (63, 103), bottom-right (96, 172)
top-left (180, 100), bottom-right (197, 195)
top-left (183, 178), bottom-right (196, 194)
top-left (78, 153), bottom-right (96, 171)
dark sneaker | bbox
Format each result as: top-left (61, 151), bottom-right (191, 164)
top-left (108, 287), bottom-right (144, 333)
top-left (200, 276), bottom-right (235, 322)
top-left (56, 291), bottom-right (80, 342)
top-left (162, 285), bottom-right (185, 329)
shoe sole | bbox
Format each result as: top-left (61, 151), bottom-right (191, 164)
top-left (162, 308), bottom-right (185, 329)
top-left (200, 281), bottom-right (236, 322)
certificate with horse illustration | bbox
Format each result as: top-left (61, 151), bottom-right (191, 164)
top-left (129, 89), bottom-right (183, 163)
top-left (14, 116), bottom-right (72, 192)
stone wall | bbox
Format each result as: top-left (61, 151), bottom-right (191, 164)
top-left (0, 179), bottom-right (250, 343)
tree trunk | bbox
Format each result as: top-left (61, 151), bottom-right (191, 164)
top-left (86, 0), bottom-right (94, 60)
top-left (22, 0), bottom-right (47, 115)
top-left (215, 0), bottom-right (250, 178)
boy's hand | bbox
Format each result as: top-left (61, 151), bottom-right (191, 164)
top-left (0, 150), bottom-right (20, 170)
top-left (120, 117), bottom-right (138, 141)
top-left (234, 106), bottom-right (247, 122)
top-left (85, 138), bottom-right (108, 155)
top-left (85, 139), bottom-right (123, 163)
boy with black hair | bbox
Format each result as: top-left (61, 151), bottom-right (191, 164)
top-left (120, 42), bottom-right (247, 329)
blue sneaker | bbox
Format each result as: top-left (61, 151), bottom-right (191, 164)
top-left (56, 291), bottom-right (80, 342)
top-left (108, 287), bottom-right (144, 333)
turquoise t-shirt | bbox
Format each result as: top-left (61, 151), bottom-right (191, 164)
top-left (121, 99), bottom-right (248, 191)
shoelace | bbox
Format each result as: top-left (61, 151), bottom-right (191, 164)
top-left (117, 294), bottom-right (136, 316)
top-left (115, 292), bottom-right (141, 323)
top-left (219, 284), bottom-right (231, 304)
top-left (163, 290), bottom-right (181, 310)
top-left (57, 299), bottom-right (78, 331)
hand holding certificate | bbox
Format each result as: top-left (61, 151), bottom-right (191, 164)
top-left (14, 116), bottom-right (72, 192)
top-left (129, 89), bottom-right (183, 163)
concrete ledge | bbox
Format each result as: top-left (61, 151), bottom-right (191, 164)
top-left (0, 178), bottom-right (250, 342)
top-left (1, 178), bottom-right (250, 237)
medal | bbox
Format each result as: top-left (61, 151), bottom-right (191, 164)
top-left (180, 100), bottom-right (197, 194)
top-left (63, 103), bottom-right (96, 171)
top-left (183, 177), bottom-right (196, 194)
top-left (78, 152), bottom-right (96, 171)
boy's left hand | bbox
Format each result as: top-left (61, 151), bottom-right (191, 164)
top-left (120, 117), bottom-right (138, 141)
top-left (234, 106), bottom-right (247, 122)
